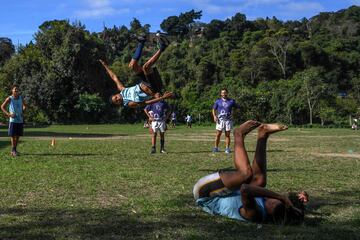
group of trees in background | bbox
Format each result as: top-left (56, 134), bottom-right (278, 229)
top-left (1, 6), bottom-right (360, 126)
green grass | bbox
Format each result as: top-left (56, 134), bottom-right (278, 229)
top-left (0, 124), bottom-right (359, 239)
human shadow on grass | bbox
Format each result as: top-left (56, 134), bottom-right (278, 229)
top-left (21, 153), bottom-right (113, 157)
top-left (23, 131), bottom-right (128, 138)
top-left (163, 193), bottom-right (359, 240)
top-left (0, 194), bottom-right (358, 240)
top-left (168, 149), bottom-right (287, 154)
top-left (0, 207), bottom-right (158, 240)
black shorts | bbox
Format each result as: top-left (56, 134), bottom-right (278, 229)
top-left (136, 67), bottom-right (163, 94)
top-left (8, 122), bottom-right (24, 136)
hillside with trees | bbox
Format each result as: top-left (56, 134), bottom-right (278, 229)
top-left (1, 6), bottom-right (359, 125)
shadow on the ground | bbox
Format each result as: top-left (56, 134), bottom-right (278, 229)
top-left (23, 131), bottom-right (128, 138)
top-left (0, 193), bottom-right (358, 240)
top-left (0, 140), bottom-right (10, 150)
top-left (21, 153), bottom-right (113, 157)
top-left (168, 149), bottom-right (287, 154)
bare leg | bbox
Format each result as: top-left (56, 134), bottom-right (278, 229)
top-left (220, 120), bottom-right (260, 189)
top-left (225, 131), bottom-right (231, 148)
top-left (129, 59), bottom-right (144, 74)
top-left (214, 130), bottom-right (222, 148)
top-left (143, 49), bottom-right (162, 74)
top-left (250, 124), bottom-right (288, 187)
top-left (10, 136), bottom-right (15, 149)
top-left (152, 132), bottom-right (157, 147)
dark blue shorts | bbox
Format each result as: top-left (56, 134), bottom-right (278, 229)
top-left (8, 122), bottom-right (24, 136)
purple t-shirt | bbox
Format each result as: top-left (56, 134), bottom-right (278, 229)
top-left (213, 98), bottom-right (239, 121)
top-left (145, 100), bottom-right (169, 121)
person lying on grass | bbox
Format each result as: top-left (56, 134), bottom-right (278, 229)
top-left (193, 120), bottom-right (309, 224)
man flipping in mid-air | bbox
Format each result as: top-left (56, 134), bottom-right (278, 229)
top-left (100, 33), bottom-right (173, 108)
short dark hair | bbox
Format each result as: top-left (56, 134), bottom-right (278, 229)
top-left (220, 88), bottom-right (228, 92)
top-left (109, 94), bottom-right (115, 105)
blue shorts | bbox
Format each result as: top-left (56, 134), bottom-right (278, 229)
top-left (8, 122), bottom-right (24, 136)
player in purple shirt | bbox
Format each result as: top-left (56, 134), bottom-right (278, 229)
top-left (144, 93), bottom-right (171, 154)
top-left (212, 88), bottom-right (240, 153)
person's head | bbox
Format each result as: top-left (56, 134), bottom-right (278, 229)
top-left (110, 93), bottom-right (123, 106)
top-left (154, 92), bottom-right (161, 98)
top-left (272, 191), bottom-right (309, 225)
top-left (11, 85), bottom-right (20, 97)
top-left (220, 88), bottom-right (228, 99)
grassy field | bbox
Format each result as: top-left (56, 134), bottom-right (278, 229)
top-left (0, 124), bottom-right (359, 240)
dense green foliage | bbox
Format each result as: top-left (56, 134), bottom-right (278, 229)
top-left (1, 6), bottom-right (360, 124)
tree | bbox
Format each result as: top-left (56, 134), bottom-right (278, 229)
top-left (294, 67), bottom-right (328, 125)
top-left (267, 29), bottom-right (292, 79)
top-left (0, 38), bottom-right (15, 66)
top-left (160, 10), bottom-right (202, 37)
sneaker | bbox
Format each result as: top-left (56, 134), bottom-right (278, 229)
top-left (156, 32), bottom-right (170, 50)
top-left (160, 149), bottom-right (167, 154)
top-left (225, 148), bottom-right (231, 154)
top-left (151, 147), bottom-right (156, 154)
top-left (212, 147), bottom-right (219, 153)
top-left (11, 151), bottom-right (17, 157)
top-left (131, 33), bottom-right (147, 43)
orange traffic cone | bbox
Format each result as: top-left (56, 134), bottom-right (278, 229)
top-left (51, 138), bottom-right (56, 147)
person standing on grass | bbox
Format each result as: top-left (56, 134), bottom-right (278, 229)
top-left (1, 85), bottom-right (27, 157)
top-left (144, 93), bottom-right (171, 154)
top-left (193, 120), bottom-right (309, 224)
top-left (185, 114), bottom-right (192, 128)
top-left (212, 88), bottom-right (240, 154)
top-left (100, 33), bottom-right (173, 108)
top-left (170, 111), bottom-right (177, 128)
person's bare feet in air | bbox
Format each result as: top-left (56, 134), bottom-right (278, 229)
top-left (234, 120), bottom-right (261, 137)
top-left (258, 123), bottom-right (288, 138)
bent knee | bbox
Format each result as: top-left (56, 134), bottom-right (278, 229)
top-left (251, 175), bottom-right (266, 187)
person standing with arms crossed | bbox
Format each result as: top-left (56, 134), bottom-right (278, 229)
top-left (144, 93), bottom-right (171, 154)
top-left (212, 88), bottom-right (240, 154)
top-left (1, 85), bottom-right (27, 157)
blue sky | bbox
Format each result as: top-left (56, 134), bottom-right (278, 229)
top-left (1, 0), bottom-right (359, 45)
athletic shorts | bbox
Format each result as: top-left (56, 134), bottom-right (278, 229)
top-left (137, 67), bottom-right (163, 94)
top-left (8, 122), bottom-right (24, 136)
top-left (151, 120), bottom-right (166, 133)
top-left (193, 172), bottom-right (231, 200)
top-left (216, 119), bottom-right (233, 132)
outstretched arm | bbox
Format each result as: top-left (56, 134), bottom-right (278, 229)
top-left (239, 184), bottom-right (297, 221)
top-left (128, 92), bottom-right (173, 108)
top-left (99, 59), bottom-right (125, 91)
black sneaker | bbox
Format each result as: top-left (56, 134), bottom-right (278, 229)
top-left (151, 147), bottom-right (156, 154)
top-left (156, 32), bottom-right (170, 50)
top-left (131, 33), bottom-right (147, 44)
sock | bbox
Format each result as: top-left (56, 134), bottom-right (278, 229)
top-left (160, 140), bottom-right (164, 150)
top-left (132, 42), bottom-right (144, 61)
top-left (12, 146), bottom-right (16, 152)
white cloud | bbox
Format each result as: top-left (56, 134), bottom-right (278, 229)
top-left (75, 0), bottom-right (129, 18)
top-left (280, 2), bottom-right (324, 12)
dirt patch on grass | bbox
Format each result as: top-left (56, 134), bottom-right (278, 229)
top-left (313, 153), bottom-right (360, 159)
